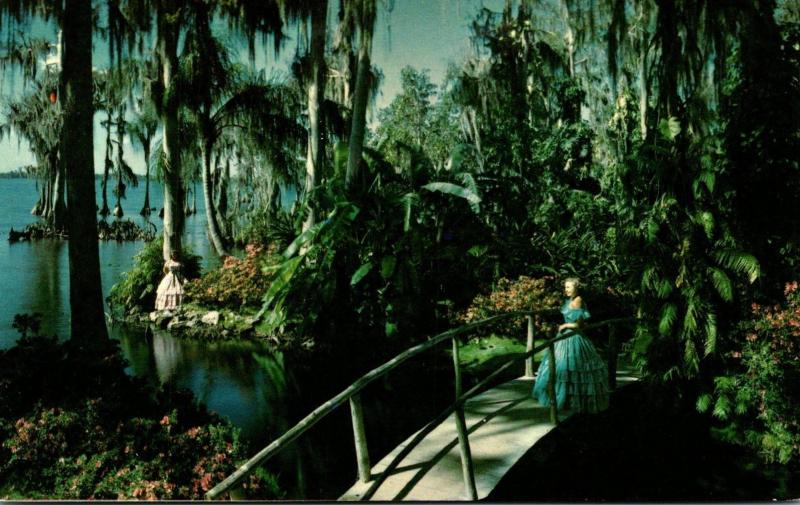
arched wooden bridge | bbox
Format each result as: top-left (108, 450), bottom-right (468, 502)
top-left (205, 311), bottom-right (638, 501)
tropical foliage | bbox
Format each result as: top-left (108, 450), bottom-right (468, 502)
top-left (2, 0), bottom-right (800, 495)
top-left (698, 282), bottom-right (800, 465)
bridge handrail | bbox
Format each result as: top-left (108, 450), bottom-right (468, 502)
top-left (357, 316), bottom-right (636, 500)
top-left (205, 309), bottom-right (632, 500)
top-left (205, 309), bottom-right (557, 499)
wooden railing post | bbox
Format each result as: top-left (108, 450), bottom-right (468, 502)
top-left (452, 336), bottom-right (478, 500)
top-left (525, 315), bottom-right (535, 378)
top-left (349, 394), bottom-right (371, 483)
top-left (547, 340), bottom-right (558, 424)
top-left (607, 325), bottom-right (618, 390)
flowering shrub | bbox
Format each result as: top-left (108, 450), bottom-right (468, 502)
top-left (0, 327), bottom-right (282, 499)
top-left (458, 276), bottom-right (562, 337)
top-left (699, 281), bottom-right (800, 465)
top-left (2, 405), bottom-right (281, 499)
top-left (184, 244), bottom-right (278, 308)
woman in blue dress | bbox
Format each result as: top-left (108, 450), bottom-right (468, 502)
top-left (533, 278), bottom-right (609, 413)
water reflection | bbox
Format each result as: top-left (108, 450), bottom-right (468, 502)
top-left (114, 324), bottom-right (295, 448)
top-left (151, 330), bottom-right (183, 382)
top-left (16, 240), bottom-right (68, 338)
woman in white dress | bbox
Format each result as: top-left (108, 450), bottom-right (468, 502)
top-left (155, 252), bottom-right (184, 310)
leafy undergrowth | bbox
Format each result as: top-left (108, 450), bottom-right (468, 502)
top-left (0, 317), bottom-right (283, 500)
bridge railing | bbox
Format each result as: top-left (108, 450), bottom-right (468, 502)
top-left (205, 310), bottom-right (634, 500)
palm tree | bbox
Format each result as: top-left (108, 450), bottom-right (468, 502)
top-left (155, 0), bottom-right (185, 261)
top-left (179, 2), bottom-right (298, 255)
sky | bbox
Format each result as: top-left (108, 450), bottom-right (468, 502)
top-left (0, 0), bottom-right (506, 174)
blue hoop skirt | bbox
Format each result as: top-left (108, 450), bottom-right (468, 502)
top-left (532, 301), bottom-right (609, 414)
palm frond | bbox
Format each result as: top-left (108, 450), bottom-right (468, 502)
top-left (658, 302), bottom-right (677, 335)
top-left (704, 310), bottom-right (717, 356)
top-left (714, 249), bottom-right (760, 283)
top-left (708, 267), bottom-right (733, 302)
top-left (422, 181), bottom-right (481, 213)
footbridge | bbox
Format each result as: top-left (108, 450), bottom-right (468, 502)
top-left (205, 311), bottom-right (637, 501)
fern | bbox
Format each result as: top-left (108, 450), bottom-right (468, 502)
top-left (708, 267), bottom-right (733, 302)
top-left (656, 278), bottom-right (673, 299)
top-left (683, 298), bottom-right (699, 336)
top-left (713, 395), bottom-right (731, 420)
top-left (684, 338), bottom-right (700, 372)
top-left (704, 310), bottom-right (717, 356)
top-left (714, 249), bottom-right (760, 283)
top-left (697, 211), bottom-right (714, 239)
top-left (658, 302), bottom-right (677, 335)
top-left (696, 393), bottom-right (712, 412)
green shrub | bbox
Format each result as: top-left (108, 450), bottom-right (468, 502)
top-left (699, 282), bottom-right (800, 465)
top-left (184, 244), bottom-right (277, 309)
top-left (458, 276), bottom-right (562, 337)
top-left (108, 238), bottom-right (201, 313)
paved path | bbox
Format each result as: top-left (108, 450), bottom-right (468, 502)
top-left (340, 368), bottom-right (638, 501)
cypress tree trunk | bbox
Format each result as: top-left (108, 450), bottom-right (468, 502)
top-left (201, 141), bottom-right (228, 255)
top-left (42, 170), bottom-right (54, 222)
top-left (52, 151), bottom-right (67, 231)
top-left (140, 142), bottom-right (151, 216)
top-left (61, 0), bottom-right (109, 343)
top-left (100, 111), bottom-right (112, 216)
top-left (345, 33), bottom-right (371, 189)
top-left (638, 28), bottom-right (649, 140)
top-left (31, 178), bottom-right (45, 216)
top-left (113, 110), bottom-right (125, 218)
top-left (302, 0), bottom-right (328, 232)
top-left (217, 158), bottom-right (230, 237)
top-left (159, 2), bottom-right (184, 261)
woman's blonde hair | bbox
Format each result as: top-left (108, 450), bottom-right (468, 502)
top-left (564, 277), bottom-right (581, 291)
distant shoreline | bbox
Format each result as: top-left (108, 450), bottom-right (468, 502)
top-left (0, 170), bottom-right (28, 179)
top-left (0, 171), bottom-right (147, 180)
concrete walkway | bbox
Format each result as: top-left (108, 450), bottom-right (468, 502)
top-left (339, 368), bottom-right (638, 501)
